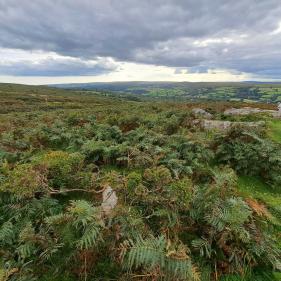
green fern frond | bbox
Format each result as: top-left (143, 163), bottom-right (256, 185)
top-left (17, 242), bottom-right (36, 259)
top-left (68, 200), bottom-right (99, 228)
top-left (77, 223), bottom-right (101, 249)
top-left (192, 238), bottom-right (212, 258)
top-left (0, 221), bottom-right (15, 245)
top-left (39, 243), bottom-right (64, 261)
top-left (45, 213), bottom-right (71, 225)
top-left (121, 235), bottom-right (194, 280)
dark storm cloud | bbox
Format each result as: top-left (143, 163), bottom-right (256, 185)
top-left (0, 0), bottom-right (281, 77)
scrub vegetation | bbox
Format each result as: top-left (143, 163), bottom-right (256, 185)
top-left (0, 83), bottom-right (280, 281)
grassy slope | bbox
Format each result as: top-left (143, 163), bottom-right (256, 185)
top-left (269, 120), bottom-right (281, 143)
top-left (237, 120), bottom-right (281, 281)
top-left (238, 176), bottom-right (281, 213)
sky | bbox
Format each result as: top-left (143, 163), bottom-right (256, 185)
top-left (0, 0), bottom-right (281, 84)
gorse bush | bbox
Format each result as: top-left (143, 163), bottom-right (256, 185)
top-left (0, 89), bottom-right (280, 280)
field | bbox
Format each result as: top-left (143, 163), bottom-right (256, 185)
top-left (54, 82), bottom-right (281, 103)
top-left (0, 83), bottom-right (280, 281)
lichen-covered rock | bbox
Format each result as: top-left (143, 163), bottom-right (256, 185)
top-left (101, 186), bottom-right (118, 215)
top-left (193, 119), bottom-right (265, 131)
top-left (224, 107), bottom-right (279, 117)
top-left (192, 108), bottom-right (213, 119)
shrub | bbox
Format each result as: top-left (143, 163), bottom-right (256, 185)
top-left (33, 151), bottom-right (85, 189)
top-left (190, 168), bottom-right (280, 274)
top-left (214, 127), bottom-right (281, 188)
top-left (0, 163), bottom-right (45, 198)
top-left (163, 114), bottom-right (181, 135)
top-left (127, 171), bottom-right (142, 191)
top-left (143, 165), bottom-right (172, 189)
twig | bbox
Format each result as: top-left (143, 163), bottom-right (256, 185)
top-left (48, 186), bottom-right (106, 195)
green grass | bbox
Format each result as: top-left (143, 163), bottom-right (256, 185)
top-left (274, 272), bottom-right (281, 281)
top-left (268, 120), bottom-right (281, 143)
top-left (219, 270), bottom-right (281, 281)
top-left (221, 174), bottom-right (281, 281)
top-left (237, 176), bottom-right (281, 210)
top-left (237, 176), bottom-right (281, 249)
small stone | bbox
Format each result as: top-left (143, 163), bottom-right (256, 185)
top-left (101, 186), bottom-right (118, 215)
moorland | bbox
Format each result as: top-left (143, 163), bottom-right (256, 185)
top-left (0, 83), bottom-right (280, 281)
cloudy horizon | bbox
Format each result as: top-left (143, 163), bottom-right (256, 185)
top-left (0, 0), bottom-right (281, 85)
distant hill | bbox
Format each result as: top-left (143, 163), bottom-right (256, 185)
top-left (50, 81), bottom-right (252, 91)
top-left (50, 81), bottom-right (281, 103)
top-left (51, 81), bottom-right (281, 90)
top-left (0, 82), bottom-right (71, 96)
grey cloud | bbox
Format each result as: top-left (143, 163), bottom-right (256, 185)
top-left (0, 0), bottom-right (281, 77)
top-left (0, 57), bottom-right (117, 76)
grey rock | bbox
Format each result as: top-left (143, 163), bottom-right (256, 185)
top-left (192, 108), bottom-right (213, 119)
top-left (193, 119), bottom-right (265, 131)
top-left (101, 186), bottom-right (118, 215)
top-left (224, 107), bottom-right (280, 118)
